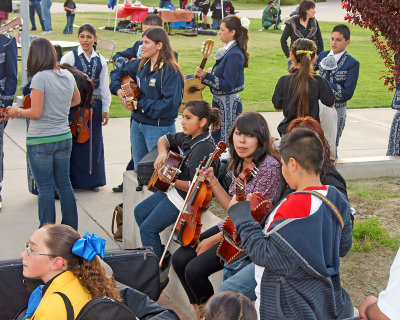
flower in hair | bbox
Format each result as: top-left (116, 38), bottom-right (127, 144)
top-left (240, 17), bottom-right (250, 29)
top-left (296, 49), bottom-right (314, 59)
top-left (72, 232), bottom-right (106, 262)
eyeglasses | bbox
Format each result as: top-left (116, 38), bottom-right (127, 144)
top-left (24, 242), bottom-right (56, 257)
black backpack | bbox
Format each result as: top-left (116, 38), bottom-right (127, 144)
top-left (55, 292), bottom-right (137, 320)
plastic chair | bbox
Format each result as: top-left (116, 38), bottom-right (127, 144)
top-left (96, 39), bottom-right (116, 66)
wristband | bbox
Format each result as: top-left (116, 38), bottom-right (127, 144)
top-left (17, 108), bottom-right (23, 117)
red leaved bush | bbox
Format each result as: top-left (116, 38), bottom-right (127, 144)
top-left (342, 0), bottom-right (400, 90)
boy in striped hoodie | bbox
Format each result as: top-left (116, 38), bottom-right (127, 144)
top-left (227, 128), bottom-right (354, 320)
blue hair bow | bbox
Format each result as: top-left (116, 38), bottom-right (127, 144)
top-left (72, 232), bottom-right (105, 262)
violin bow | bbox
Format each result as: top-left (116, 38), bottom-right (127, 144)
top-left (89, 105), bottom-right (93, 175)
top-left (159, 158), bottom-right (206, 269)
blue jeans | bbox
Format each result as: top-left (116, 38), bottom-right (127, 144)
top-left (212, 19), bottom-right (221, 29)
top-left (134, 191), bottom-right (179, 259)
top-left (131, 119), bottom-right (175, 170)
top-left (336, 106), bottom-right (347, 149)
top-left (63, 14), bottom-right (75, 34)
top-left (218, 261), bottom-right (257, 301)
top-left (29, 2), bottom-right (45, 30)
top-left (264, 16), bottom-right (281, 29)
top-left (0, 121), bottom-right (6, 202)
top-left (27, 139), bottom-right (78, 230)
top-left (41, 0), bottom-right (52, 31)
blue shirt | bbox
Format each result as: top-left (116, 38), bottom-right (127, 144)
top-left (110, 58), bottom-right (183, 126)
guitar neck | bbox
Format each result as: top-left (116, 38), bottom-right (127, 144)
top-left (235, 180), bottom-right (247, 202)
top-left (199, 57), bottom-right (208, 71)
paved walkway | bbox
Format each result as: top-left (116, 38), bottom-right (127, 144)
top-left (51, 0), bottom-right (347, 22)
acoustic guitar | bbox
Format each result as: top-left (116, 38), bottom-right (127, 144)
top-left (0, 17), bottom-right (23, 35)
top-left (216, 163), bottom-right (273, 265)
top-left (121, 75), bottom-right (140, 111)
top-left (147, 149), bottom-right (183, 193)
top-left (180, 39), bottom-right (214, 112)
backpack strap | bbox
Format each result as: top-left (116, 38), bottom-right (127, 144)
top-left (54, 292), bottom-right (74, 320)
top-left (294, 190), bottom-right (344, 228)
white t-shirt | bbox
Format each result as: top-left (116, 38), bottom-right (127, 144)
top-left (378, 247), bottom-right (400, 320)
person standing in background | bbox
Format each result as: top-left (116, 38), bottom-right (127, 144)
top-left (63, 0), bottom-right (76, 34)
top-left (41, 0), bottom-right (53, 34)
top-left (195, 15), bottom-right (249, 143)
top-left (29, 0), bottom-right (45, 31)
top-left (280, 0), bottom-right (323, 68)
top-left (387, 54), bottom-right (400, 156)
top-left (0, 31), bottom-right (18, 209)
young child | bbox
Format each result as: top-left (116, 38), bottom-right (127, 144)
top-left (226, 128), bottom-right (354, 320)
top-left (63, 0), bottom-right (76, 34)
top-left (317, 24), bottom-right (360, 150)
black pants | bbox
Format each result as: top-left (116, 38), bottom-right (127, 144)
top-left (172, 225), bottom-right (223, 305)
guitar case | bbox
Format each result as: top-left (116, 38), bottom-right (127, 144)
top-left (137, 146), bottom-right (158, 186)
top-left (0, 249), bottom-right (161, 320)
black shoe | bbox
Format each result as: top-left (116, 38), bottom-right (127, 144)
top-left (31, 28), bottom-right (36, 31)
top-left (112, 183), bottom-right (123, 193)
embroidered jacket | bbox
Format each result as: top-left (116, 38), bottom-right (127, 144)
top-left (202, 44), bottom-right (245, 96)
top-left (317, 50), bottom-right (360, 108)
top-left (110, 58), bottom-right (183, 126)
top-left (0, 35), bottom-right (17, 109)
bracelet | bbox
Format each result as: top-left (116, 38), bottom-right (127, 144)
top-left (170, 181), bottom-right (176, 187)
top-left (17, 108), bottom-right (22, 117)
top-left (209, 178), bottom-right (218, 188)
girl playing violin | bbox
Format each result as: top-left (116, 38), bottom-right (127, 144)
top-left (21, 224), bottom-right (120, 320)
top-left (134, 100), bottom-right (220, 261)
top-left (172, 112), bottom-right (281, 319)
top-left (60, 24), bottom-right (111, 191)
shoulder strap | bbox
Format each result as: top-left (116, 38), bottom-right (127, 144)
top-left (294, 190), bottom-right (344, 228)
top-left (54, 292), bottom-right (74, 320)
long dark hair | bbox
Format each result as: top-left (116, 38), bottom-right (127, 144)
top-left (43, 224), bottom-right (121, 301)
top-left (59, 63), bottom-right (94, 108)
top-left (221, 15), bottom-right (249, 68)
top-left (27, 38), bottom-right (57, 77)
top-left (139, 28), bottom-right (184, 80)
top-left (289, 38), bottom-right (317, 117)
top-left (298, 0), bottom-right (315, 21)
top-left (78, 24), bottom-right (98, 50)
top-left (227, 112), bottom-right (271, 176)
top-left (202, 291), bottom-right (257, 320)
top-left (184, 100), bottom-right (221, 133)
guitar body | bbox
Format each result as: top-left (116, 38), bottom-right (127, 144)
top-left (121, 75), bottom-right (140, 111)
top-left (147, 150), bottom-right (183, 193)
top-left (180, 75), bottom-right (206, 112)
top-left (179, 39), bottom-right (214, 113)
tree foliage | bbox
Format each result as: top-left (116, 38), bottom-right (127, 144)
top-left (342, 0), bottom-right (400, 90)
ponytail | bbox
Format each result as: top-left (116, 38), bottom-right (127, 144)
top-left (184, 100), bottom-right (221, 133)
top-left (289, 38), bottom-right (317, 117)
top-left (43, 224), bottom-right (121, 301)
top-left (221, 15), bottom-right (250, 68)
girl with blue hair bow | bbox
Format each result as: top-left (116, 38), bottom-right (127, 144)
top-left (21, 224), bottom-right (120, 320)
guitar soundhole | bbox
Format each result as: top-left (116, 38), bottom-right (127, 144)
top-left (189, 87), bottom-right (200, 94)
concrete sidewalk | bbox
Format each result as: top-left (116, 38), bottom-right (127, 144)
top-left (0, 107), bottom-right (396, 261)
top-left (51, 0), bottom-right (346, 22)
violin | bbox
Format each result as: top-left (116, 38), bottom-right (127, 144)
top-left (70, 104), bottom-right (93, 144)
top-left (159, 141), bottom-right (226, 268)
top-left (21, 94), bottom-right (32, 109)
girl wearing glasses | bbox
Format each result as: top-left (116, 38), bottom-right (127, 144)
top-left (21, 224), bottom-right (120, 320)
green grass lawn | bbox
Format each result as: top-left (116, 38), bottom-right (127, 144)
top-left (12, 12), bottom-right (393, 118)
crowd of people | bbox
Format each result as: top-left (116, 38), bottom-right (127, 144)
top-left (0, 0), bottom-right (399, 318)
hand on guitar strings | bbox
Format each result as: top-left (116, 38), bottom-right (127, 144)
top-left (228, 193), bottom-right (252, 209)
top-left (117, 89), bottom-right (134, 111)
top-left (154, 151), bottom-right (169, 170)
top-left (195, 67), bottom-right (207, 79)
